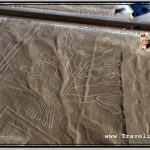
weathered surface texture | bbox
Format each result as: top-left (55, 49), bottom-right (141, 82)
top-left (0, 16), bottom-right (145, 145)
top-left (123, 43), bottom-right (150, 144)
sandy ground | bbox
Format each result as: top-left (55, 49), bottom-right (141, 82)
top-left (123, 42), bottom-right (150, 144)
top-left (0, 16), bottom-right (148, 145)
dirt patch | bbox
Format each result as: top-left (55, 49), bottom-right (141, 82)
top-left (0, 16), bottom-right (145, 145)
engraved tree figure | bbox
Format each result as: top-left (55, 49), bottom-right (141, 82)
top-left (54, 31), bottom-right (124, 141)
top-left (50, 31), bottom-right (122, 114)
